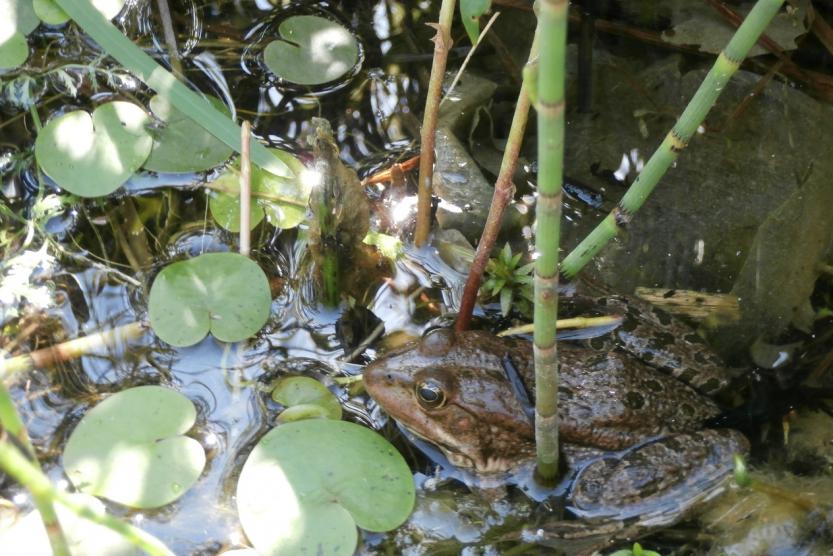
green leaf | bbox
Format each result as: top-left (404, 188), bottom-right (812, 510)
top-left (148, 252), bottom-right (271, 346)
top-left (272, 376), bottom-right (342, 422)
top-left (237, 420), bottom-right (415, 556)
top-left (143, 94), bottom-right (234, 173)
top-left (0, 32), bottom-right (28, 69)
top-left (460, 0), bottom-right (491, 45)
top-left (63, 386), bottom-right (205, 509)
top-left (34, 101), bottom-right (152, 197)
top-left (208, 150), bottom-right (308, 232)
top-left (363, 231), bottom-right (404, 260)
top-left (263, 15), bottom-right (359, 86)
top-left (33, 0), bottom-right (70, 24)
top-left (500, 287), bottom-right (513, 316)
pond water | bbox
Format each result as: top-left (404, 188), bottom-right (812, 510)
top-left (2, 0), bottom-right (833, 554)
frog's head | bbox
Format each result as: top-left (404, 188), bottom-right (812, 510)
top-left (364, 328), bottom-right (535, 474)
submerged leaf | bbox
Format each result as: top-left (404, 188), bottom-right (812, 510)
top-left (272, 376), bottom-right (342, 422)
top-left (143, 94), bottom-right (234, 173)
top-left (208, 149), bottom-right (308, 232)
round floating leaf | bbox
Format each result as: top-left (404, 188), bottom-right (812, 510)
top-left (34, 101), bottom-right (152, 197)
top-left (33, 0), bottom-right (125, 24)
top-left (32, 0), bottom-right (69, 25)
top-left (148, 252), bottom-right (271, 346)
top-left (63, 386), bottom-right (206, 509)
top-left (143, 94), bottom-right (234, 173)
top-left (263, 15), bottom-right (359, 85)
top-left (208, 150), bottom-right (308, 232)
top-left (0, 33), bottom-right (28, 69)
top-left (237, 420), bottom-right (414, 556)
top-left (272, 376), bottom-right (342, 422)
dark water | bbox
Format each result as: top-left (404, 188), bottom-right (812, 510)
top-left (2, 0), bottom-right (833, 554)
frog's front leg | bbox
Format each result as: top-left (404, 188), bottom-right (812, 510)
top-left (568, 429), bottom-right (748, 523)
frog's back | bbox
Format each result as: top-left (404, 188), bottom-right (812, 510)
top-left (557, 345), bottom-right (720, 450)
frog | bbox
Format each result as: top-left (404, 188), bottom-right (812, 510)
top-left (363, 295), bottom-right (750, 529)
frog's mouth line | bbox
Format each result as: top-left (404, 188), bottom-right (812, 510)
top-left (396, 421), bottom-right (468, 465)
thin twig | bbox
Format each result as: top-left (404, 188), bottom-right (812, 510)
top-left (414, 0), bottom-right (457, 246)
top-left (440, 12), bottom-right (501, 106)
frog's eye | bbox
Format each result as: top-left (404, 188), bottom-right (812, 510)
top-left (415, 379), bottom-right (446, 409)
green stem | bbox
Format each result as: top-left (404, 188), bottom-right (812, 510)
top-left (533, 0), bottom-right (568, 482)
top-left (414, 0), bottom-right (457, 246)
top-left (561, 0), bottom-right (786, 279)
top-left (0, 386), bottom-right (70, 556)
top-left (0, 438), bottom-right (174, 556)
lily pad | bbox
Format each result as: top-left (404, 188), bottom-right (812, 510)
top-left (0, 32), bottom-right (28, 69)
top-left (63, 386), bottom-right (205, 509)
top-left (263, 15), bottom-right (359, 86)
top-left (208, 150), bottom-right (309, 232)
top-left (272, 376), bottom-right (342, 422)
top-left (0, 0), bottom-right (38, 69)
top-left (237, 420), bottom-right (414, 556)
top-left (33, 0), bottom-right (125, 25)
top-left (143, 94), bottom-right (234, 173)
top-left (148, 252), bottom-right (271, 347)
top-left (34, 101), bottom-right (152, 197)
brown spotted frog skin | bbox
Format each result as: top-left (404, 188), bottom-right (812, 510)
top-left (363, 296), bottom-right (749, 522)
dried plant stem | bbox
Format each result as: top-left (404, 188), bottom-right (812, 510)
top-left (455, 29), bottom-right (540, 333)
top-left (0, 322), bottom-right (146, 381)
top-left (239, 120), bottom-right (252, 256)
top-left (414, 0), bottom-right (457, 246)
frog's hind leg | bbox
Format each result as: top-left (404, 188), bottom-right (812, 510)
top-left (567, 429), bottom-right (749, 525)
top-left (598, 295), bottom-right (731, 395)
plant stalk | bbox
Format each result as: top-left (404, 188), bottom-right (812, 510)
top-left (561, 0), bottom-right (786, 279)
top-left (414, 0), bottom-right (457, 246)
top-left (533, 0), bottom-right (568, 482)
top-left (239, 121), bottom-right (252, 256)
top-left (0, 386), bottom-right (70, 556)
top-left (0, 322), bottom-right (147, 381)
top-left (455, 28), bottom-right (540, 332)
